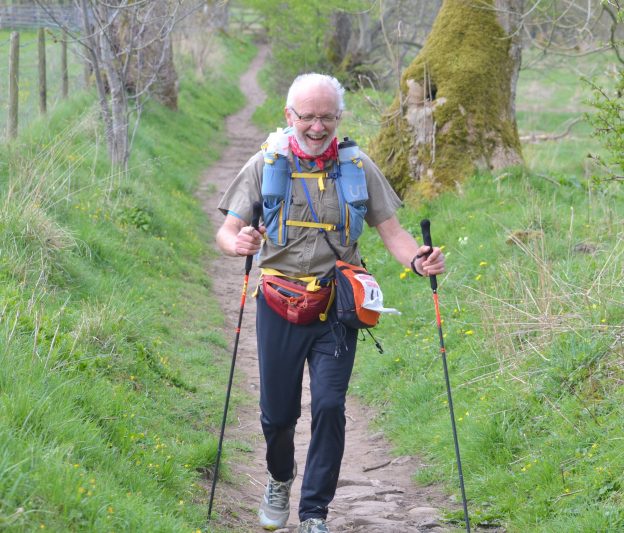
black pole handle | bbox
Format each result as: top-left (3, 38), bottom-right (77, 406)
top-left (245, 202), bottom-right (262, 273)
top-left (420, 219), bottom-right (437, 291)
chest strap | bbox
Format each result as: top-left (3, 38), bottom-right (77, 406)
top-left (291, 171), bottom-right (328, 191)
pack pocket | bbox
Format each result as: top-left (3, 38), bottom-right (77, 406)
top-left (262, 276), bottom-right (333, 325)
top-left (335, 260), bottom-right (380, 329)
top-left (345, 202), bottom-right (367, 246)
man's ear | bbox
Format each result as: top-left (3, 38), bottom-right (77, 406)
top-left (284, 107), bottom-right (294, 127)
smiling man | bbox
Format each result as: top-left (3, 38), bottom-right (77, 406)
top-left (216, 73), bottom-right (445, 533)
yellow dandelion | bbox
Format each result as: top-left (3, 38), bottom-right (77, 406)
top-left (475, 274), bottom-right (482, 281)
top-left (479, 261), bottom-right (488, 267)
top-left (464, 330), bottom-right (474, 336)
top-left (400, 272), bottom-right (407, 280)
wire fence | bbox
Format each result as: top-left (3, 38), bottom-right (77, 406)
top-left (0, 4), bottom-right (82, 31)
top-left (0, 27), bottom-right (88, 142)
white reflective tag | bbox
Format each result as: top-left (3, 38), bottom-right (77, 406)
top-left (353, 274), bottom-right (401, 315)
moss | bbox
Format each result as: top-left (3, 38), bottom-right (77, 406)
top-left (369, 96), bottom-right (413, 197)
top-left (373, 0), bottom-right (523, 200)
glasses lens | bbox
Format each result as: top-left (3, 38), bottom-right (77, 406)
top-left (298, 114), bottom-right (336, 125)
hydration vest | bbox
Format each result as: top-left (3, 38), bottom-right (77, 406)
top-left (261, 128), bottom-right (368, 247)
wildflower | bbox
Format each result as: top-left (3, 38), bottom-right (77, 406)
top-left (464, 330), bottom-right (474, 335)
top-left (400, 272), bottom-right (407, 280)
top-left (107, 507), bottom-right (114, 514)
top-left (475, 274), bottom-right (482, 281)
top-left (479, 261), bottom-right (488, 267)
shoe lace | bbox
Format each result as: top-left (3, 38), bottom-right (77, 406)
top-left (267, 477), bottom-right (292, 508)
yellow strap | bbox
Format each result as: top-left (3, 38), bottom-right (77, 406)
top-left (260, 268), bottom-right (321, 292)
top-left (291, 171), bottom-right (327, 191)
top-left (291, 172), bottom-right (328, 179)
top-left (286, 220), bottom-right (336, 231)
top-left (318, 284), bottom-right (335, 322)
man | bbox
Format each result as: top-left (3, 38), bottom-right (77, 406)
top-left (216, 73), bottom-right (445, 533)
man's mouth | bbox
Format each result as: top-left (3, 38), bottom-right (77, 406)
top-left (306, 133), bottom-right (326, 143)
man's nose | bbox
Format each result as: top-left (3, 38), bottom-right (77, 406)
top-left (309, 118), bottom-right (325, 131)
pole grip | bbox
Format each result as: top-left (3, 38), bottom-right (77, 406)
top-left (245, 202), bottom-right (262, 272)
top-left (420, 219), bottom-right (437, 291)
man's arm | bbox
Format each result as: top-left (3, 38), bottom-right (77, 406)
top-left (375, 215), bottom-right (445, 276)
top-left (216, 214), bottom-right (264, 257)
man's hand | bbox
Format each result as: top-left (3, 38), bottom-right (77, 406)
top-left (412, 245), bottom-right (445, 277)
top-left (216, 214), bottom-right (265, 257)
top-left (234, 225), bottom-right (265, 256)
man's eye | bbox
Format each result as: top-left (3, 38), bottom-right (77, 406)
top-left (301, 115), bottom-right (315, 122)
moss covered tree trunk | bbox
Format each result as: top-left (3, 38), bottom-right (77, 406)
top-left (371, 0), bottom-right (524, 199)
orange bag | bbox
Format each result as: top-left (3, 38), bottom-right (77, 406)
top-left (335, 260), bottom-right (380, 329)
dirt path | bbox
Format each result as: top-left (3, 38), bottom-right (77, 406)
top-left (198, 46), bottom-right (461, 533)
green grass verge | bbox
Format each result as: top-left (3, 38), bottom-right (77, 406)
top-left (354, 168), bottom-right (623, 531)
top-left (0, 37), bottom-right (256, 532)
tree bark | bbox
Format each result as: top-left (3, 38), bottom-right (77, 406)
top-left (370, 0), bottom-right (524, 200)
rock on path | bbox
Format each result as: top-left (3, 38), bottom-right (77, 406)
top-left (198, 44), bottom-right (463, 532)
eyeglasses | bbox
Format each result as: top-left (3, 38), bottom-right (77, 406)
top-left (289, 107), bottom-right (340, 126)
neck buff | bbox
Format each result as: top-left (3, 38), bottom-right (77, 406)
top-left (289, 135), bottom-right (338, 170)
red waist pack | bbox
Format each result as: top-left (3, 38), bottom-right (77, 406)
top-left (262, 275), bottom-right (334, 325)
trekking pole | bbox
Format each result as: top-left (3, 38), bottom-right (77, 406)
top-left (420, 219), bottom-right (471, 533)
top-left (208, 201), bottom-right (261, 521)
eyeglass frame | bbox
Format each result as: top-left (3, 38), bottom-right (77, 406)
top-left (288, 107), bottom-right (341, 126)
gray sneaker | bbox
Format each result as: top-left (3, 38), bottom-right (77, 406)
top-left (298, 518), bottom-right (330, 533)
top-left (258, 462), bottom-right (297, 530)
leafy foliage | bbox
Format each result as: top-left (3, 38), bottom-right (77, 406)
top-left (585, 61), bottom-right (623, 182)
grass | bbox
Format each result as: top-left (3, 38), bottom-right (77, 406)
top-left (353, 169), bottom-right (623, 531)
top-left (0, 36), bottom-right (256, 532)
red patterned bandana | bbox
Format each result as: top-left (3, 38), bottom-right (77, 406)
top-left (289, 136), bottom-right (338, 170)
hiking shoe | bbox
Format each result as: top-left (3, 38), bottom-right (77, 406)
top-left (298, 518), bottom-right (330, 533)
top-left (258, 462), bottom-right (297, 530)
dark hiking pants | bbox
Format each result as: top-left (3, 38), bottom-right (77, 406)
top-left (256, 291), bottom-right (358, 522)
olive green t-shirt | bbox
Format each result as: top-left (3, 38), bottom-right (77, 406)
top-left (218, 149), bottom-right (402, 279)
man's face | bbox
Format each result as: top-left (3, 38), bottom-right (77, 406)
top-left (285, 83), bottom-right (340, 156)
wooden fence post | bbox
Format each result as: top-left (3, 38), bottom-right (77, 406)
top-left (38, 27), bottom-right (47, 114)
top-left (8, 31), bottom-right (19, 140)
top-left (61, 34), bottom-right (69, 99)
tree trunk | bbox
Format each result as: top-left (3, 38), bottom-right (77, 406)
top-left (370, 0), bottom-right (524, 200)
top-left (326, 10), bottom-right (373, 86)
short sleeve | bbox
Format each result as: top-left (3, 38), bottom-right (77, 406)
top-left (217, 151), bottom-right (264, 223)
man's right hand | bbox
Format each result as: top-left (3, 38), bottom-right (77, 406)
top-left (234, 224), bottom-right (265, 256)
top-left (216, 213), bottom-right (265, 257)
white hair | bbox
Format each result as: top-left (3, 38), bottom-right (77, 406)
top-left (286, 73), bottom-right (346, 111)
